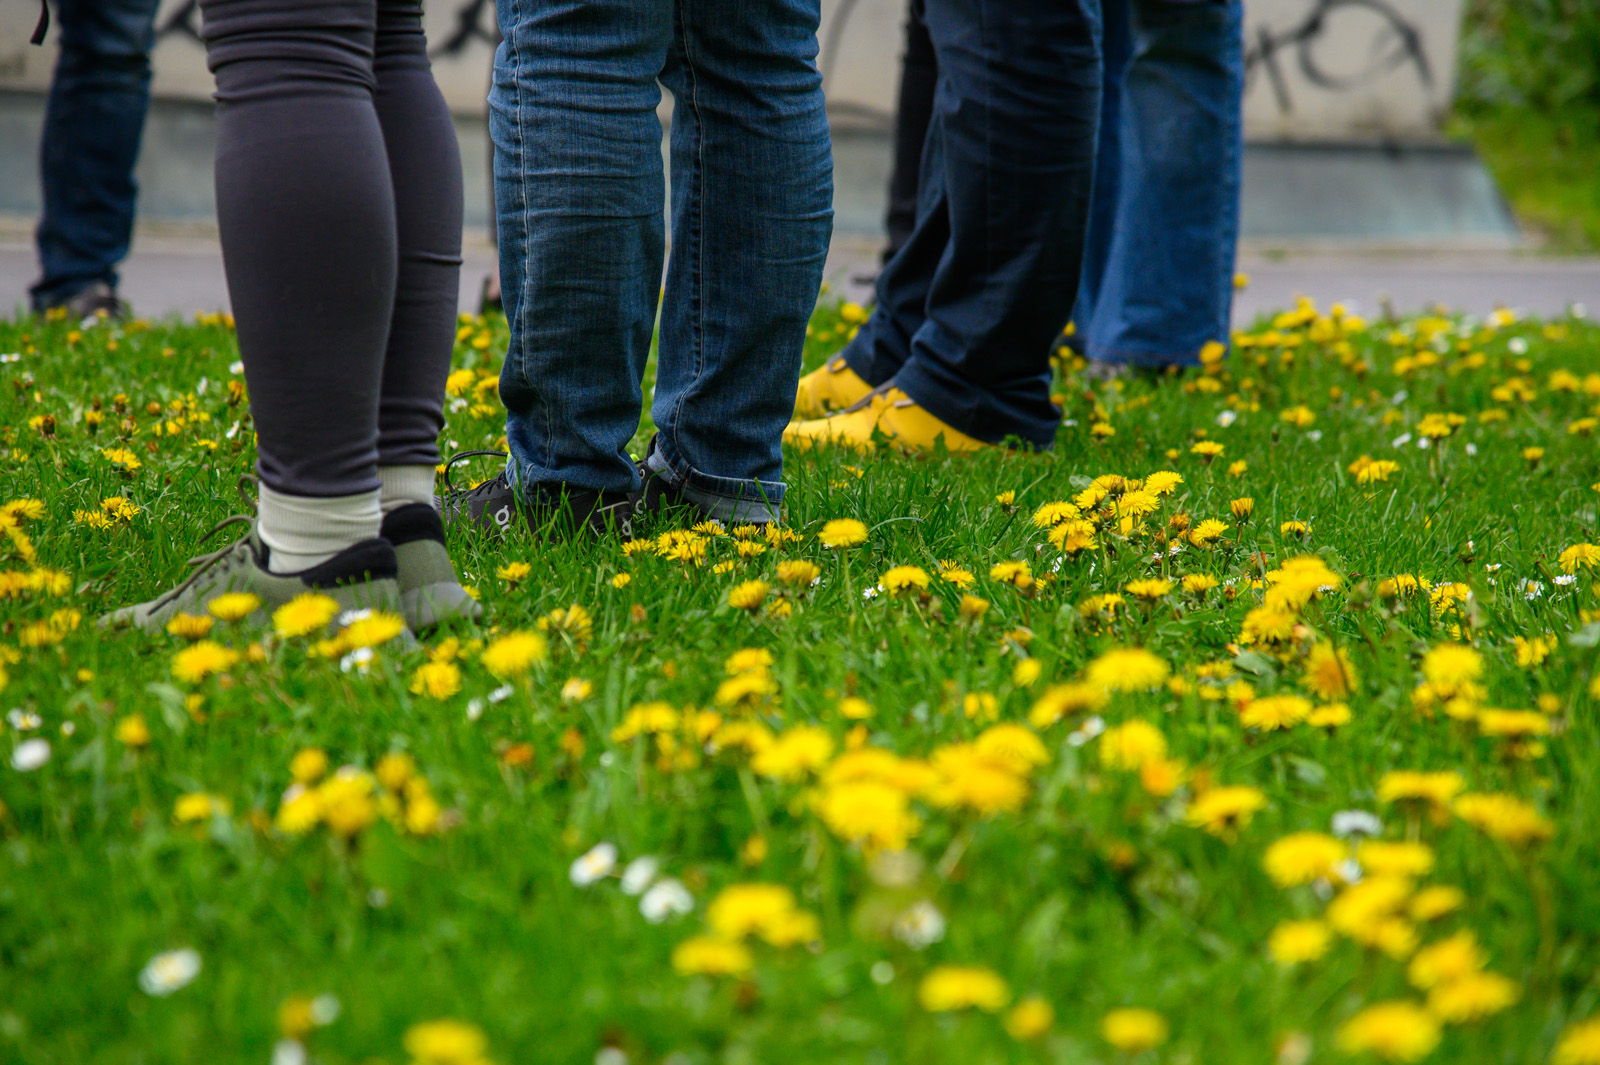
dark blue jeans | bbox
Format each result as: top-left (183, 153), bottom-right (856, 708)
top-left (1076, 0), bottom-right (1243, 368)
top-left (30, 0), bottom-right (161, 312)
top-left (491, 0), bottom-right (834, 520)
top-left (841, 0), bottom-right (1101, 449)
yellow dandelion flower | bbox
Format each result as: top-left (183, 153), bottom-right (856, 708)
top-left (272, 593), bottom-right (340, 638)
top-left (1337, 1001), bottom-right (1441, 1062)
top-left (340, 611), bottom-right (406, 649)
top-left (115, 713), bottom-right (152, 748)
top-left (728, 579), bottom-right (771, 611)
top-left (1100, 1008), bottom-right (1169, 1053)
top-left (165, 612), bottom-right (215, 640)
top-left (1004, 995), bottom-right (1054, 1040)
top-left (1558, 543), bottom-right (1600, 573)
top-left (496, 560), bottom-right (532, 583)
top-left (775, 559), bottom-right (820, 587)
top-left (480, 631), bottom-right (548, 678)
top-left (751, 726), bottom-right (834, 782)
top-left (671, 935), bottom-right (753, 976)
top-left (881, 565), bottom-right (930, 594)
top-left (290, 747), bottom-right (329, 784)
top-left (403, 1019), bottom-right (490, 1064)
top-left (1085, 647), bottom-right (1169, 692)
top-left (1263, 832), bottom-right (1346, 887)
top-left (207, 592), bottom-right (261, 622)
top-left (1239, 693), bottom-right (1312, 731)
top-left (918, 966), bottom-right (1010, 1013)
top-left (1184, 785), bottom-right (1267, 836)
top-left (409, 660), bottom-right (462, 700)
top-left (1098, 720), bottom-right (1168, 771)
top-left (1553, 1017), bottom-right (1600, 1065)
top-left (171, 640), bottom-right (241, 684)
top-left (1426, 970), bottom-right (1518, 1023)
top-left (1270, 919), bottom-right (1333, 965)
top-left (818, 518), bottom-right (868, 548)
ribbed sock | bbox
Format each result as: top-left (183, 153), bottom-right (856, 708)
top-left (258, 483), bottom-right (382, 574)
top-left (378, 465), bottom-right (438, 517)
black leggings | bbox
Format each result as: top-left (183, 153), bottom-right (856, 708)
top-left (201, 0), bottom-right (463, 497)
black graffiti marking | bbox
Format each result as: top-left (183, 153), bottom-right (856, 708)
top-left (1244, 0), bottom-right (1432, 115)
top-left (432, 0), bottom-right (497, 57)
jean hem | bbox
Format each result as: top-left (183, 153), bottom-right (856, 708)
top-left (892, 363), bottom-right (1057, 451)
top-left (652, 435), bottom-right (785, 520)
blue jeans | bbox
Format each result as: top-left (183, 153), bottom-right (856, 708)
top-left (1076, 0), bottom-right (1243, 368)
top-left (841, 0), bottom-right (1101, 449)
top-left (30, 0), bottom-right (161, 311)
top-left (490, 0), bottom-right (833, 520)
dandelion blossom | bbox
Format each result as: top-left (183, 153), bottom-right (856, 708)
top-left (272, 593), bottom-right (340, 638)
top-left (818, 518), bottom-right (868, 548)
top-left (480, 631), bottom-right (547, 678)
top-left (918, 966), bottom-right (1010, 1013)
top-left (1337, 1001), bottom-right (1440, 1062)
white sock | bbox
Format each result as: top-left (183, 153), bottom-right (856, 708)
top-left (378, 465), bottom-right (438, 517)
top-left (257, 483), bottom-right (382, 574)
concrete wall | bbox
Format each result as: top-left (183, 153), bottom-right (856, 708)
top-left (0, 0), bottom-right (1462, 141)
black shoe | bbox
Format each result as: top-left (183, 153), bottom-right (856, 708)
top-left (37, 280), bottom-right (129, 322)
top-left (440, 450), bottom-right (634, 540)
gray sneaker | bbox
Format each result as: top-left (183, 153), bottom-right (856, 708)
top-left (105, 515), bottom-right (403, 633)
top-left (380, 502), bottom-right (483, 631)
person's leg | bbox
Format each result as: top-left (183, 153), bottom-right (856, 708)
top-left (492, 0), bottom-right (670, 498)
top-left (370, 0), bottom-right (478, 627)
top-left (887, 0), bottom-right (1101, 448)
top-left (371, 0), bottom-right (464, 511)
top-left (30, 0), bottom-right (161, 312)
top-left (1084, 0), bottom-right (1243, 369)
top-left (883, 0), bottom-right (934, 264)
top-left (112, 0), bottom-right (407, 631)
top-left (648, 0), bottom-right (833, 523)
top-left (1073, 0), bottom-right (1131, 353)
top-left (203, 0), bottom-right (397, 571)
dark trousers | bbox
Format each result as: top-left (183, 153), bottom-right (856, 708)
top-left (200, 0), bottom-right (464, 497)
top-left (842, 0), bottom-right (1101, 448)
top-left (30, 0), bottom-right (162, 311)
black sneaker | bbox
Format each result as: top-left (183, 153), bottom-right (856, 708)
top-left (54, 281), bottom-right (130, 322)
top-left (440, 450), bottom-right (634, 540)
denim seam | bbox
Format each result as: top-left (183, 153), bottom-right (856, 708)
top-left (666, 0), bottom-right (707, 469)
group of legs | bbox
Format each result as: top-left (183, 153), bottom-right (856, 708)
top-left (789, 0), bottom-right (1245, 452)
top-left (100, 0), bottom-right (1242, 631)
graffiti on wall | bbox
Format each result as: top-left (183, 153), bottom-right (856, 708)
top-left (0, 0), bottom-right (1460, 140)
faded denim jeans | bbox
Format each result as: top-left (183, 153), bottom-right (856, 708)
top-left (31, 0), bottom-right (162, 311)
top-left (1076, 0), bottom-right (1244, 368)
top-left (490, 0), bottom-right (834, 521)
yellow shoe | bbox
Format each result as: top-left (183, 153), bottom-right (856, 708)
top-left (793, 355), bottom-right (874, 420)
top-left (783, 388), bottom-right (992, 454)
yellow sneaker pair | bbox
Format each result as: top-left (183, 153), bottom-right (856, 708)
top-left (785, 368), bottom-right (990, 453)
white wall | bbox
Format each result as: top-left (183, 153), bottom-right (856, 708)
top-left (0, 0), bottom-right (1461, 141)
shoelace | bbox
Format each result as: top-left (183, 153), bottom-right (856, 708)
top-left (141, 476), bottom-right (265, 613)
top-left (442, 450), bottom-right (510, 499)
top-left (143, 514), bottom-right (257, 614)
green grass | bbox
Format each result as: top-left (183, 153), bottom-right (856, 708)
top-left (1453, 108), bottom-right (1600, 253)
top-left (1, 297), bottom-right (1598, 1065)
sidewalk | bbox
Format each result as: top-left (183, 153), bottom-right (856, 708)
top-left (4, 225), bottom-right (1598, 325)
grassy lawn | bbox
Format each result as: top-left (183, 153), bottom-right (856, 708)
top-left (1, 294), bottom-right (1599, 1065)
top-left (1455, 108), bottom-right (1600, 253)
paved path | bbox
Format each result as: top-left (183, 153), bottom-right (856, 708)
top-left (4, 227), bottom-right (1599, 325)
